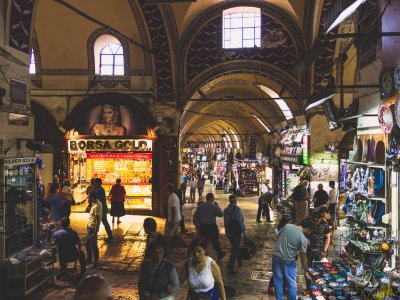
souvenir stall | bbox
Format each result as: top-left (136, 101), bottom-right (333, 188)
top-left (279, 127), bottom-right (308, 198)
top-left (236, 159), bottom-right (260, 195)
top-left (302, 98), bottom-right (400, 300)
top-left (0, 157), bottom-right (55, 297)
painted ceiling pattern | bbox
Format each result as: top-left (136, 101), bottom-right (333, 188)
top-left (186, 14), bottom-right (298, 81)
top-left (9, 0), bottom-right (35, 53)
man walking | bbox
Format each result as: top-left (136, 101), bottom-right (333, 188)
top-left (193, 193), bottom-right (225, 260)
top-left (95, 178), bottom-right (113, 243)
top-left (165, 183), bottom-right (186, 254)
top-left (292, 180), bottom-right (310, 225)
top-left (272, 219), bottom-right (314, 300)
top-left (85, 191), bottom-right (102, 268)
top-left (257, 190), bottom-right (274, 222)
top-left (223, 195), bottom-right (245, 275)
top-left (189, 177), bottom-right (197, 203)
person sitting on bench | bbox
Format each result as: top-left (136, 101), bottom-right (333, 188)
top-left (52, 217), bottom-right (86, 280)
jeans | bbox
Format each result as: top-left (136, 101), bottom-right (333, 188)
top-left (190, 188), bottom-right (196, 203)
top-left (227, 234), bottom-right (241, 271)
top-left (59, 250), bottom-right (86, 276)
top-left (85, 227), bottom-right (99, 263)
top-left (272, 254), bottom-right (297, 300)
top-left (256, 201), bottom-right (271, 221)
top-left (102, 212), bottom-right (113, 240)
top-left (199, 223), bottom-right (224, 259)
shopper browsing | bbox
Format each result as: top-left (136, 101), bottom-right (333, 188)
top-left (272, 219), bottom-right (314, 300)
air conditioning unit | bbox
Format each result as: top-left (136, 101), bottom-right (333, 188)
top-left (146, 0), bottom-right (196, 4)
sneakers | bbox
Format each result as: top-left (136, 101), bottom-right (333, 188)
top-left (87, 262), bottom-right (99, 269)
top-left (266, 220), bottom-right (273, 223)
top-left (256, 219), bottom-right (263, 223)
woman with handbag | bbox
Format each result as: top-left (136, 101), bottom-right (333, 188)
top-left (138, 242), bottom-right (180, 300)
top-left (180, 238), bottom-right (226, 300)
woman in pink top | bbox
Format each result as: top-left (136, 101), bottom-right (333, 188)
top-left (108, 178), bottom-right (126, 224)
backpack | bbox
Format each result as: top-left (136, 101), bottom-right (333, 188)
top-left (292, 185), bottom-right (302, 201)
top-left (226, 206), bottom-right (242, 235)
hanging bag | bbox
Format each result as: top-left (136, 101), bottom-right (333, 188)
top-left (239, 237), bottom-right (257, 260)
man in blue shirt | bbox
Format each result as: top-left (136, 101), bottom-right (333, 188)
top-left (223, 195), bottom-right (246, 275)
top-left (52, 217), bottom-right (86, 280)
top-left (193, 193), bottom-right (225, 260)
top-left (95, 178), bottom-right (113, 243)
top-left (44, 185), bottom-right (64, 229)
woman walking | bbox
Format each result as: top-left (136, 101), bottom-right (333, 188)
top-left (108, 178), bottom-right (126, 224)
top-left (138, 242), bottom-right (180, 300)
top-left (180, 237), bottom-right (226, 300)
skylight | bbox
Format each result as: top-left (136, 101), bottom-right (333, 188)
top-left (258, 85), bottom-right (293, 120)
top-left (229, 129), bottom-right (241, 149)
top-left (252, 114), bottom-right (270, 132)
top-left (224, 131), bottom-right (233, 148)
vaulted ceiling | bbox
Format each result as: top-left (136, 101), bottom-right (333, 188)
top-left (5, 0), bottom-right (369, 152)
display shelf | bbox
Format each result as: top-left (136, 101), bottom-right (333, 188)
top-left (5, 227), bottom-right (33, 239)
top-left (346, 161), bottom-right (385, 169)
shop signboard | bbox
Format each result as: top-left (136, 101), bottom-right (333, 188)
top-left (68, 139), bottom-right (152, 152)
top-left (280, 154), bottom-right (302, 165)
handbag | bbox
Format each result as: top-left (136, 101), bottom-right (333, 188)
top-left (239, 237), bottom-right (256, 260)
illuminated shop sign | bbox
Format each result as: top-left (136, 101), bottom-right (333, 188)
top-left (4, 157), bottom-right (36, 165)
top-left (281, 154), bottom-right (302, 165)
top-left (68, 139), bottom-right (152, 152)
top-left (86, 153), bottom-right (152, 159)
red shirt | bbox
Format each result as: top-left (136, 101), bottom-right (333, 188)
top-left (110, 184), bottom-right (126, 203)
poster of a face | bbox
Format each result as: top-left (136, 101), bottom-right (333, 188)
top-left (70, 99), bottom-right (151, 136)
top-left (89, 104), bottom-right (126, 136)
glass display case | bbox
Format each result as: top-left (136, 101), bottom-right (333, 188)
top-left (0, 157), bottom-right (37, 261)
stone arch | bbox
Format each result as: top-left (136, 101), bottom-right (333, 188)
top-left (182, 60), bottom-right (304, 110)
top-left (64, 92), bottom-right (156, 136)
top-left (177, 0), bottom-right (307, 101)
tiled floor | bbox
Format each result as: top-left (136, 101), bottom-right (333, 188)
top-left (26, 184), bottom-right (300, 299)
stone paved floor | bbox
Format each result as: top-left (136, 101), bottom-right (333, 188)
top-left (24, 184), bottom-right (307, 300)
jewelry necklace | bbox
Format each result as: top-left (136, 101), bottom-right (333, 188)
top-left (105, 122), bottom-right (115, 134)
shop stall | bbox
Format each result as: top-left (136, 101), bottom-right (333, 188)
top-left (0, 157), bottom-right (55, 297)
top-left (279, 127), bottom-right (308, 198)
top-left (68, 138), bottom-right (154, 211)
top-left (236, 159), bottom-right (260, 195)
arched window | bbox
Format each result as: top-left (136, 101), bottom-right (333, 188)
top-left (100, 43), bottom-right (124, 75)
top-left (93, 34), bottom-right (125, 75)
top-left (223, 7), bottom-right (261, 49)
top-left (29, 49), bottom-right (36, 74)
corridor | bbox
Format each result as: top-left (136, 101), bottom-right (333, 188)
top-left (30, 184), bottom-right (284, 300)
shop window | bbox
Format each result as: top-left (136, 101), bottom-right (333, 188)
top-left (223, 7), bottom-right (261, 49)
top-left (29, 49), bottom-right (36, 74)
top-left (100, 43), bottom-right (124, 75)
top-left (93, 34), bottom-right (125, 75)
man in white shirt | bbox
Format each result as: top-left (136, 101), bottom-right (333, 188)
top-left (189, 177), bottom-right (197, 203)
top-left (328, 181), bottom-right (338, 228)
top-left (164, 183), bottom-right (185, 254)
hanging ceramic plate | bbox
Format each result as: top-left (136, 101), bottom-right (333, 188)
top-left (395, 96), bottom-right (400, 127)
top-left (379, 68), bottom-right (393, 99)
top-left (378, 103), bottom-right (394, 134)
top-left (394, 60), bottom-right (400, 93)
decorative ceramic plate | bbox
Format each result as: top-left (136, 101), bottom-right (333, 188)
top-left (378, 103), bottom-right (394, 134)
top-left (380, 68), bottom-right (393, 99)
top-left (394, 60), bottom-right (400, 93)
top-left (395, 97), bottom-right (400, 127)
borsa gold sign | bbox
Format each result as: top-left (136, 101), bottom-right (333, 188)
top-left (68, 139), bottom-right (153, 152)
